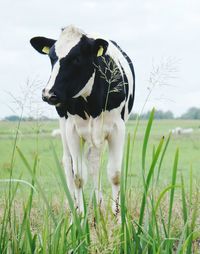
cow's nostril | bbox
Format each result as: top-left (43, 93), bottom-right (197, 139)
top-left (50, 95), bottom-right (57, 101)
top-left (48, 94), bottom-right (59, 105)
top-left (42, 90), bottom-right (60, 105)
top-left (42, 89), bottom-right (48, 101)
top-left (42, 94), bottom-right (48, 102)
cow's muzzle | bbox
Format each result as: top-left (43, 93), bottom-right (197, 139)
top-left (42, 89), bottom-right (60, 106)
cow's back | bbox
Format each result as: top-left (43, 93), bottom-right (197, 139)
top-left (107, 40), bottom-right (135, 121)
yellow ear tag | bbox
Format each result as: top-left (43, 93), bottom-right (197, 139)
top-left (42, 46), bottom-right (50, 54)
top-left (97, 46), bottom-right (104, 57)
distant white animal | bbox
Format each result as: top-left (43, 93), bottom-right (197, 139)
top-left (171, 127), bottom-right (182, 135)
top-left (51, 129), bottom-right (61, 137)
top-left (171, 127), bottom-right (193, 135)
top-left (181, 128), bottom-right (193, 134)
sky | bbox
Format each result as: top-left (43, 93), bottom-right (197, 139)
top-left (0, 0), bottom-right (200, 119)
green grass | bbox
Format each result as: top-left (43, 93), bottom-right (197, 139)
top-left (0, 115), bottom-right (200, 253)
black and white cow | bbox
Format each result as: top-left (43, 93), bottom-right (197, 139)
top-left (30, 25), bottom-right (135, 214)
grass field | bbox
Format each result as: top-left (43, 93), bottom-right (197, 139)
top-left (1, 119), bottom-right (200, 192)
top-left (0, 116), bottom-right (200, 253)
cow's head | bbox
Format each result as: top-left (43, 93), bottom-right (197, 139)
top-left (30, 25), bottom-right (108, 106)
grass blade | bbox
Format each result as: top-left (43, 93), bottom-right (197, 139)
top-left (167, 148), bottom-right (179, 235)
top-left (16, 146), bottom-right (57, 226)
top-left (138, 136), bottom-right (164, 234)
top-left (156, 133), bottom-right (171, 183)
top-left (142, 108), bottom-right (155, 173)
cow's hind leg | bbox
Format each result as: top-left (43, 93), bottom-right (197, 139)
top-left (87, 146), bottom-right (103, 206)
top-left (107, 119), bottom-right (125, 216)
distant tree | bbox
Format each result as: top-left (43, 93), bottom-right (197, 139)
top-left (129, 113), bottom-right (139, 120)
top-left (156, 110), bottom-right (174, 119)
top-left (163, 110), bottom-right (174, 119)
top-left (3, 115), bottom-right (56, 122)
top-left (180, 107), bottom-right (200, 119)
top-left (129, 110), bottom-right (174, 120)
top-left (141, 110), bottom-right (174, 119)
top-left (39, 116), bottom-right (52, 121)
top-left (4, 115), bottom-right (21, 121)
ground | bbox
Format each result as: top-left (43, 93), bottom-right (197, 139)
top-left (0, 119), bottom-right (200, 253)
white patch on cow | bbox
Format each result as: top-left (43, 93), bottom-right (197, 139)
top-left (73, 71), bottom-right (95, 99)
top-left (65, 116), bottom-right (88, 213)
top-left (59, 117), bottom-right (75, 198)
top-left (44, 25), bottom-right (85, 98)
top-left (66, 105), bottom-right (125, 213)
top-left (69, 102), bottom-right (124, 148)
top-left (55, 25), bottom-right (84, 59)
top-left (44, 61), bottom-right (60, 96)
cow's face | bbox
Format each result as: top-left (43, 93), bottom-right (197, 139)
top-left (30, 26), bottom-right (108, 106)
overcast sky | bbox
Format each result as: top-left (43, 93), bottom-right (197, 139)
top-left (0, 0), bottom-right (200, 118)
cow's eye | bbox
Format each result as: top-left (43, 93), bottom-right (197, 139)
top-left (49, 53), bottom-right (58, 67)
top-left (72, 56), bottom-right (81, 65)
top-left (50, 55), bottom-right (57, 61)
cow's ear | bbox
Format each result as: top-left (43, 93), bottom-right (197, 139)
top-left (93, 39), bottom-right (108, 57)
top-left (30, 37), bottom-right (56, 55)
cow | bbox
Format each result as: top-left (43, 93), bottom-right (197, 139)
top-left (30, 25), bottom-right (135, 215)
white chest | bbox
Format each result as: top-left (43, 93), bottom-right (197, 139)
top-left (68, 109), bottom-right (121, 148)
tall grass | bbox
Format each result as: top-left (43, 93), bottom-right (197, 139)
top-left (0, 109), bottom-right (199, 253)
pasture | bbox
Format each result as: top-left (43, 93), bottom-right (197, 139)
top-left (0, 117), bottom-right (200, 253)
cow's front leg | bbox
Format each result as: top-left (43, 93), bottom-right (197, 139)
top-left (59, 117), bottom-right (75, 199)
top-left (65, 121), bottom-right (87, 214)
top-left (107, 120), bottom-right (125, 216)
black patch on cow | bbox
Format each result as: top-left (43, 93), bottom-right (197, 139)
top-left (85, 55), bottom-right (126, 118)
top-left (66, 97), bottom-right (89, 119)
top-left (119, 63), bottom-right (129, 101)
top-left (55, 105), bottom-right (68, 118)
top-left (128, 95), bottom-right (134, 114)
top-left (51, 37), bottom-right (95, 101)
top-left (121, 106), bottom-right (125, 120)
top-left (55, 56), bottom-right (125, 119)
top-left (55, 98), bottom-right (90, 120)
top-left (53, 53), bottom-right (127, 119)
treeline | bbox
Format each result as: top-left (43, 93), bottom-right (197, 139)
top-left (130, 107), bottom-right (200, 120)
top-left (2, 107), bottom-right (200, 121)
top-left (180, 107), bottom-right (200, 119)
top-left (3, 115), bottom-right (55, 122)
top-left (130, 110), bottom-right (174, 120)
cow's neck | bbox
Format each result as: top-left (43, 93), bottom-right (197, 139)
top-left (55, 55), bottom-right (125, 119)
